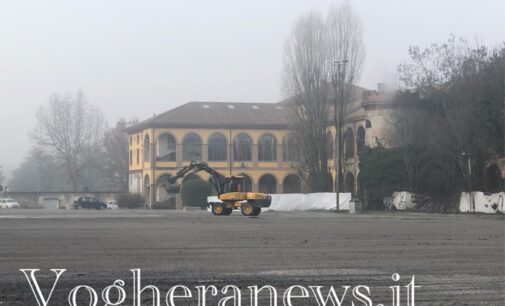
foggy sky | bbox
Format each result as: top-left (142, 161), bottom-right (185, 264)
top-left (1, 0), bottom-right (504, 179)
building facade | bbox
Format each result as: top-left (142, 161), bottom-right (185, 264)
top-left (127, 84), bottom-right (395, 208)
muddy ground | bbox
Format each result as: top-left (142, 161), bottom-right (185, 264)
top-left (0, 210), bottom-right (503, 305)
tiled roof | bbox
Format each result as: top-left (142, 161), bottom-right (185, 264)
top-left (127, 102), bottom-right (293, 132)
top-left (127, 84), bottom-right (374, 132)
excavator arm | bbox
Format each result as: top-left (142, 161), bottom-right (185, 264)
top-left (163, 161), bottom-right (228, 195)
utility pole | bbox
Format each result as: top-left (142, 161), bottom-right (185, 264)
top-left (332, 59), bottom-right (348, 211)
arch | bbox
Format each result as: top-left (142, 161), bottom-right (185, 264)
top-left (326, 131), bottom-right (334, 160)
top-left (233, 133), bottom-right (252, 161)
top-left (344, 172), bottom-right (355, 195)
top-left (182, 133), bottom-right (202, 161)
top-left (365, 119), bottom-right (372, 128)
top-left (259, 174), bottom-right (277, 194)
top-left (143, 175), bottom-right (151, 202)
top-left (143, 135), bottom-right (151, 162)
top-left (238, 173), bottom-right (253, 192)
top-left (485, 164), bottom-right (503, 193)
top-left (344, 128), bottom-right (354, 159)
top-left (283, 133), bottom-right (299, 162)
top-left (258, 133), bottom-right (277, 161)
top-left (357, 126), bottom-right (366, 152)
top-left (283, 174), bottom-right (302, 194)
top-left (157, 133), bottom-right (176, 161)
top-left (156, 173), bottom-right (176, 207)
top-left (208, 133), bottom-right (227, 161)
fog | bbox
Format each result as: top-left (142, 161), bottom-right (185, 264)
top-left (1, 0), bottom-right (503, 178)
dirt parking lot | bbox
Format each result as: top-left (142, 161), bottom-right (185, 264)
top-left (0, 209), bottom-right (503, 305)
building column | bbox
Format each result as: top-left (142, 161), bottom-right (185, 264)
top-left (277, 144), bottom-right (283, 167)
top-left (202, 144), bottom-right (208, 162)
top-left (253, 183), bottom-right (259, 192)
top-left (176, 143), bottom-right (183, 167)
top-left (252, 143), bottom-right (258, 167)
top-left (176, 193), bottom-right (183, 210)
top-left (276, 183), bottom-right (283, 194)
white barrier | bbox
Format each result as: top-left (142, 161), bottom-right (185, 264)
top-left (391, 191), bottom-right (416, 210)
top-left (267, 193), bottom-right (351, 211)
top-left (459, 192), bottom-right (504, 214)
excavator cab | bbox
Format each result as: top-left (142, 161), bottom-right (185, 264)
top-left (225, 176), bottom-right (244, 193)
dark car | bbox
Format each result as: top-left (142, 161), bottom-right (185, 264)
top-left (74, 197), bottom-right (107, 210)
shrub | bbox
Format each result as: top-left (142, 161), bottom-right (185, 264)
top-left (152, 199), bottom-right (176, 210)
top-left (115, 193), bottom-right (146, 209)
top-left (181, 178), bottom-right (213, 208)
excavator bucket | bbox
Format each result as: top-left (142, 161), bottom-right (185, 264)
top-left (165, 183), bottom-right (181, 194)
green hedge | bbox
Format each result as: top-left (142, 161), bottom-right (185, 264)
top-left (181, 178), bottom-right (214, 208)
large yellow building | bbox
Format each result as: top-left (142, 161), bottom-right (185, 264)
top-left (127, 84), bottom-right (395, 209)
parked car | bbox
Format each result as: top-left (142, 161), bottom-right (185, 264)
top-left (73, 197), bottom-right (107, 210)
top-left (0, 198), bottom-right (20, 209)
top-left (106, 200), bottom-right (119, 210)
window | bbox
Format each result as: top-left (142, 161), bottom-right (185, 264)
top-left (157, 133), bottom-right (176, 161)
top-left (344, 128), bottom-right (354, 159)
top-left (144, 135), bottom-right (150, 162)
top-left (182, 133), bottom-right (202, 161)
top-left (283, 174), bottom-right (301, 194)
top-left (283, 133), bottom-right (299, 162)
top-left (357, 127), bottom-right (366, 152)
top-left (239, 174), bottom-right (253, 192)
top-left (345, 172), bottom-right (355, 195)
top-left (365, 119), bottom-right (372, 128)
top-left (233, 133), bottom-right (252, 161)
top-left (136, 148), bottom-right (140, 164)
top-left (259, 174), bottom-right (277, 194)
top-left (258, 134), bottom-right (277, 161)
top-left (136, 134), bottom-right (139, 144)
top-left (129, 150), bottom-right (132, 165)
top-left (208, 133), bottom-right (227, 161)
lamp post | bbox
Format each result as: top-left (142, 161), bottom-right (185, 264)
top-left (331, 59), bottom-right (348, 211)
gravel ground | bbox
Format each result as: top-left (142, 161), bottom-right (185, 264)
top-left (0, 209), bottom-right (503, 305)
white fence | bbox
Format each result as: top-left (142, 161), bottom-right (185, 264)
top-left (267, 193), bottom-right (351, 211)
top-left (459, 192), bottom-right (504, 214)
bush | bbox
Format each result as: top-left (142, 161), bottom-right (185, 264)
top-left (152, 199), bottom-right (176, 210)
top-left (181, 178), bottom-right (214, 208)
top-left (116, 193), bottom-right (146, 209)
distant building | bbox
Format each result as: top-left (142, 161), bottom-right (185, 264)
top-left (127, 84), bottom-right (396, 208)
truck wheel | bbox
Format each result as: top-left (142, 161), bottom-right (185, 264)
top-left (222, 207), bottom-right (233, 216)
top-left (241, 202), bottom-right (256, 216)
top-left (251, 207), bottom-right (261, 216)
top-left (211, 203), bottom-right (225, 216)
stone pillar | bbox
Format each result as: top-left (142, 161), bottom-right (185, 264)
top-left (253, 183), bottom-right (259, 192)
top-left (252, 144), bottom-right (258, 167)
top-left (176, 193), bottom-right (183, 210)
top-left (176, 143), bottom-right (183, 167)
top-left (276, 183), bottom-right (283, 194)
top-left (202, 144), bottom-right (208, 162)
top-left (277, 144), bottom-right (283, 167)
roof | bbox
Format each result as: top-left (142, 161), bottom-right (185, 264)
top-left (127, 84), bottom-right (378, 133)
top-left (127, 102), bottom-right (293, 132)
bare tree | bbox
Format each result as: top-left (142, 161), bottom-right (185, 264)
top-left (0, 165), bottom-right (5, 186)
top-left (327, 2), bottom-right (365, 208)
top-left (102, 118), bottom-right (137, 191)
top-left (283, 11), bottom-right (332, 192)
top-left (30, 92), bottom-right (105, 191)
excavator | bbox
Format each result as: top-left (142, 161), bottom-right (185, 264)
top-left (163, 161), bottom-right (271, 216)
